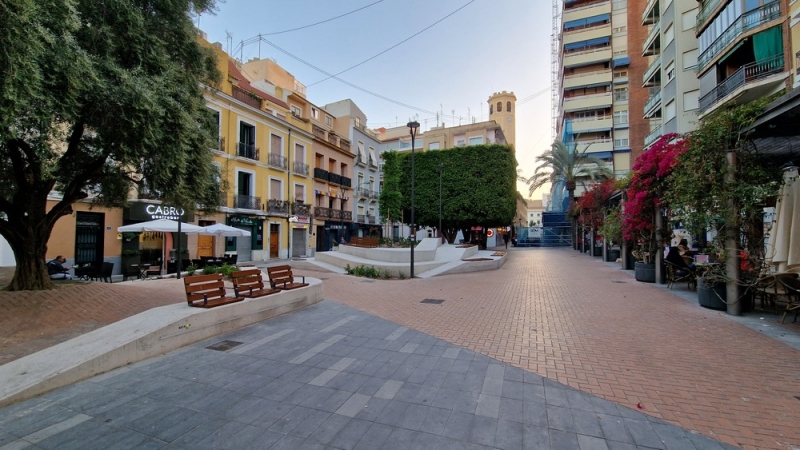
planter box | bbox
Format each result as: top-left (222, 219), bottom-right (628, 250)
top-left (634, 262), bottom-right (655, 283)
top-left (593, 247), bottom-right (603, 257)
top-left (607, 249), bottom-right (621, 262)
top-left (698, 277), bottom-right (727, 310)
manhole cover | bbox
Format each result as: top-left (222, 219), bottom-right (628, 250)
top-left (611, 280), bottom-right (627, 283)
top-left (421, 298), bottom-right (445, 304)
top-left (205, 340), bottom-right (244, 351)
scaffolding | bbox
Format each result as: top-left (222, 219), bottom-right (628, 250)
top-left (550, 0), bottom-right (562, 142)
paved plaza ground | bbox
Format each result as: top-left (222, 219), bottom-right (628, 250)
top-left (0, 248), bottom-right (799, 449)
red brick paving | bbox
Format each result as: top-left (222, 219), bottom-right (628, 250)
top-left (2, 250), bottom-right (800, 449)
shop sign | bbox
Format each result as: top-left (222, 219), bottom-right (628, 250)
top-left (326, 224), bottom-right (347, 230)
top-left (228, 215), bottom-right (259, 227)
top-left (126, 202), bottom-right (190, 221)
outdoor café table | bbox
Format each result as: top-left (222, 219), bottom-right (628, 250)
top-left (130, 264), bottom-right (150, 279)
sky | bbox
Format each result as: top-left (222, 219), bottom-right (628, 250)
top-left (197, 0), bottom-right (554, 199)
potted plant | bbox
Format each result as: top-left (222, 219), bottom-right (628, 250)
top-left (600, 204), bottom-right (623, 262)
top-left (577, 179), bottom-right (616, 257)
top-left (623, 133), bottom-right (687, 283)
top-left (665, 99), bottom-right (782, 312)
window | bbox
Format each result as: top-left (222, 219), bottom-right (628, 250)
top-left (270, 178), bottom-right (282, 200)
top-left (428, 142), bottom-right (440, 150)
top-left (497, 102), bottom-right (502, 112)
top-left (311, 107), bottom-right (319, 120)
top-left (506, 101), bottom-right (511, 112)
top-left (239, 121), bottom-right (255, 146)
top-left (665, 100), bottom-right (676, 121)
top-left (612, 25), bottom-right (627, 33)
top-left (613, 110), bottom-right (629, 125)
top-left (613, 138), bottom-right (629, 148)
top-left (684, 90), bottom-right (700, 111)
top-left (612, 0), bottom-right (627, 9)
top-left (208, 108), bottom-right (221, 140)
top-left (368, 147), bottom-right (377, 166)
top-left (325, 115), bottom-right (333, 126)
top-left (290, 105), bottom-right (301, 117)
top-left (468, 136), bottom-right (484, 146)
top-left (456, 139), bottom-right (466, 147)
top-left (681, 8), bottom-right (698, 31)
top-left (613, 69), bottom-right (628, 78)
top-left (664, 24), bottom-right (674, 46)
top-left (294, 184), bottom-right (304, 203)
top-left (369, 176), bottom-right (375, 190)
top-left (357, 141), bottom-right (367, 163)
top-left (270, 134), bottom-right (282, 155)
top-left (357, 174), bottom-right (364, 190)
top-left (683, 49), bottom-right (698, 71)
top-left (237, 170), bottom-right (254, 196)
top-left (295, 143), bottom-right (304, 164)
top-left (665, 61), bottom-right (676, 82)
top-left (489, 104), bottom-right (493, 114)
top-left (355, 117), bottom-right (361, 128)
top-left (613, 87), bottom-right (628, 101)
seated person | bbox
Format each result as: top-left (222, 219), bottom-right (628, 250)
top-left (47, 255), bottom-right (73, 280)
top-left (677, 239), bottom-right (694, 257)
top-left (666, 246), bottom-right (695, 272)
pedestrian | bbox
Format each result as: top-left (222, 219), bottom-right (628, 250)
top-left (503, 232), bottom-right (510, 249)
top-left (47, 255), bottom-right (73, 280)
top-left (340, 236), bottom-right (346, 245)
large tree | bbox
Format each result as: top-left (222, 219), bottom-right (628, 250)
top-left (0, 0), bottom-right (221, 290)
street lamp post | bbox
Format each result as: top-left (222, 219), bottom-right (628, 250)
top-left (438, 163), bottom-right (443, 243)
top-left (407, 121), bottom-right (419, 278)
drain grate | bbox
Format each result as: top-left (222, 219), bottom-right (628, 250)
top-left (421, 298), bottom-right (445, 305)
top-left (611, 280), bottom-right (627, 283)
top-left (205, 340), bottom-right (244, 351)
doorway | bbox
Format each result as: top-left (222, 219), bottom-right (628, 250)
top-left (269, 223), bottom-right (280, 258)
top-left (75, 212), bottom-right (104, 265)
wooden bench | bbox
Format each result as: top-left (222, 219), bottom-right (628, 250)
top-left (348, 237), bottom-right (379, 248)
top-left (183, 274), bottom-right (245, 308)
top-left (266, 265), bottom-right (309, 291)
top-left (231, 269), bottom-right (279, 298)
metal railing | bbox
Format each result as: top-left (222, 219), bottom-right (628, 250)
top-left (642, 22), bottom-right (660, 55)
top-left (644, 125), bottom-right (663, 148)
top-left (293, 161), bottom-right (309, 176)
top-left (697, 1), bottom-right (781, 73)
top-left (268, 152), bottom-right (287, 169)
top-left (641, 0), bottom-right (659, 25)
top-left (643, 55), bottom-right (661, 85)
top-left (267, 199), bottom-right (290, 215)
top-left (234, 194), bottom-right (261, 210)
top-left (328, 173), bottom-right (342, 185)
top-left (313, 168), bottom-right (329, 180)
top-left (699, 55), bottom-right (784, 112)
top-left (314, 206), bottom-right (331, 218)
top-left (292, 202), bottom-right (310, 218)
top-left (237, 142), bottom-right (259, 161)
top-left (644, 90), bottom-right (662, 116)
top-left (696, 0), bottom-right (723, 32)
top-left (341, 176), bottom-right (351, 188)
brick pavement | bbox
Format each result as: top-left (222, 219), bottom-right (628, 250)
top-left (1, 249), bottom-right (799, 448)
top-left (306, 249), bottom-right (800, 450)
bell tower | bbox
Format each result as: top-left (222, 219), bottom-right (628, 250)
top-left (488, 91), bottom-right (517, 148)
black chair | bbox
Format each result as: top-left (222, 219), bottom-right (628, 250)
top-left (121, 263), bottom-right (139, 282)
top-left (93, 262), bottom-right (114, 283)
top-left (777, 275), bottom-right (800, 324)
top-left (664, 247), bottom-right (696, 290)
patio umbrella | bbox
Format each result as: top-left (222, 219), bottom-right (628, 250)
top-left (771, 167), bottom-right (800, 272)
top-left (118, 219), bottom-right (204, 275)
top-left (197, 223), bottom-right (251, 237)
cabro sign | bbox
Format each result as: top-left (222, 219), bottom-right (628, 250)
top-left (125, 202), bottom-right (192, 221)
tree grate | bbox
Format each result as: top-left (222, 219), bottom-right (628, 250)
top-left (205, 340), bottom-right (244, 351)
top-left (421, 299), bottom-right (445, 305)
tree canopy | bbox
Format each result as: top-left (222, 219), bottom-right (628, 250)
top-left (0, 0), bottom-right (221, 290)
top-left (381, 145), bottom-right (517, 241)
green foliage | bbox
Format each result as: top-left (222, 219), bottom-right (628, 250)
top-left (200, 263), bottom-right (237, 279)
top-left (344, 264), bottom-right (385, 279)
top-left (186, 264), bottom-right (198, 276)
top-left (391, 145), bottom-right (517, 232)
top-left (598, 204), bottom-right (623, 246)
top-left (121, 248), bottom-right (140, 256)
top-left (202, 265), bottom-right (218, 275)
top-left (0, 0), bottom-right (221, 290)
top-left (379, 151), bottom-right (402, 225)
top-left (522, 140), bottom-right (614, 203)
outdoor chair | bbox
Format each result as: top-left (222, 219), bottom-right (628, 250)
top-left (754, 272), bottom-right (797, 314)
top-left (776, 275), bottom-right (800, 324)
top-left (665, 260), bottom-right (696, 291)
top-left (92, 262), bottom-right (114, 283)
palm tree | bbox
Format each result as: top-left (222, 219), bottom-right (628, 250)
top-left (523, 140), bottom-right (614, 210)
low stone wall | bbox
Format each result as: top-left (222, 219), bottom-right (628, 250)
top-left (0, 279), bottom-right (323, 407)
top-left (339, 237), bottom-right (441, 263)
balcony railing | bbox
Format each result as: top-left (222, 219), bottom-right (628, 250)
top-left (329, 173), bottom-right (342, 185)
top-left (699, 55), bottom-right (785, 112)
top-left (232, 86), bottom-right (261, 109)
top-left (341, 176), bottom-right (351, 188)
top-left (356, 188), bottom-right (373, 198)
top-left (697, 1), bottom-right (781, 73)
top-left (642, 22), bottom-right (660, 56)
top-left (313, 168), bottom-right (329, 180)
top-left (644, 90), bottom-right (662, 117)
top-left (268, 152), bottom-right (287, 169)
top-left (340, 139), bottom-right (351, 152)
top-left (216, 137), bottom-right (226, 153)
top-left (327, 133), bottom-right (338, 146)
top-left (293, 161), bottom-right (309, 176)
top-left (641, 0), bottom-right (659, 25)
top-left (267, 199), bottom-right (290, 215)
top-left (643, 55), bottom-right (661, 85)
top-left (368, 215), bottom-right (377, 224)
top-left (292, 202), bottom-right (311, 218)
top-left (696, 0), bottom-right (723, 32)
top-left (233, 194), bottom-right (261, 210)
top-left (324, 208), bottom-right (352, 221)
top-left (312, 125), bottom-right (326, 139)
top-left (357, 214), bottom-right (366, 223)
top-left (356, 155), bottom-right (367, 166)
top-left (314, 206), bottom-right (330, 218)
top-left (644, 125), bottom-right (663, 148)
top-left (237, 142), bottom-right (259, 161)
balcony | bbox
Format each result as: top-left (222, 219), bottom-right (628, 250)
top-left (314, 206), bottom-right (330, 218)
top-left (644, 125), bottom-right (663, 148)
top-left (266, 199), bottom-right (290, 215)
top-left (642, 22), bottom-right (660, 56)
top-left (328, 172), bottom-right (342, 185)
top-left (321, 208), bottom-right (352, 222)
top-left (292, 202), bottom-right (311, 218)
top-left (341, 176), bottom-right (351, 188)
top-left (699, 55), bottom-right (786, 114)
top-left (570, 116), bottom-right (613, 133)
top-left (293, 161), bottom-right (309, 176)
top-left (313, 168), bottom-right (329, 181)
top-left (268, 152), bottom-right (287, 170)
top-left (237, 142), bottom-right (259, 161)
top-left (369, 156), bottom-right (378, 168)
top-left (573, 138), bottom-right (613, 153)
top-left (340, 139), bottom-right (351, 152)
top-left (563, 1), bottom-right (610, 23)
top-left (327, 132), bottom-right (339, 146)
top-left (356, 155), bottom-right (367, 166)
top-left (641, 0), bottom-right (659, 26)
top-left (644, 89), bottom-right (662, 118)
top-left (563, 24), bottom-right (612, 47)
top-left (695, 0), bottom-right (723, 33)
top-left (642, 55), bottom-right (661, 87)
top-left (563, 70), bottom-right (612, 89)
top-left (563, 47), bottom-right (612, 68)
top-left (697, 1), bottom-right (781, 73)
top-left (563, 92), bottom-right (613, 112)
top-left (232, 86), bottom-right (261, 109)
top-left (233, 194), bottom-right (261, 210)
top-left (312, 125), bottom-right (326, 140)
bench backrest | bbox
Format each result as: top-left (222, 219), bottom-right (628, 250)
top-left (231, 269), bottom-right (265, 290)
top-left (184, 274), bottom-right (227, 303)
top-left (349, 237), bottom-right (379, 247)
top-left (267, 265), bottom-right (296, 286)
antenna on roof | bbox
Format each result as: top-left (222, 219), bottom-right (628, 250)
top-left (225, 31), bottom-right (232, 55)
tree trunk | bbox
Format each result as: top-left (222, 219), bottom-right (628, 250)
top-left (7, 220), bottom-right (55, 291)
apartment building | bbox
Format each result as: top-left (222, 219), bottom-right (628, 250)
top-left (641, 0), bottom-right (701, 150)
top-left (793, 1), bottom-right (800, 88)
top-left (694, 0), bottom-right (792, 117)
top-left (526, 199), bottom-right (545, 226)
top-left (558, 0), bottom-right (632, 184)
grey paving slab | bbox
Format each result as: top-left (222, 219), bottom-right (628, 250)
top-left (0, 300), bottom-right (740, 450)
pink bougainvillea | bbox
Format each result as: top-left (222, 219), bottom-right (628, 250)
top-left (622, 134), bottom-right (687, 249)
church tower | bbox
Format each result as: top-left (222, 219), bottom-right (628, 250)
top-left (488, 91), bottom-right (517, 148)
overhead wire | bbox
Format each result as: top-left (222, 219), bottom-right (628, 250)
top-left (260, 0), bottom-right (388, 36)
